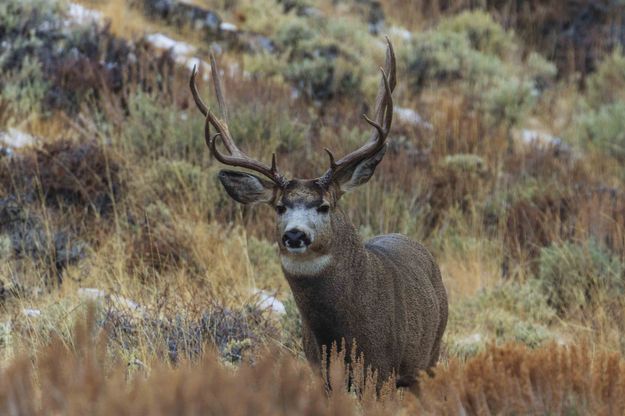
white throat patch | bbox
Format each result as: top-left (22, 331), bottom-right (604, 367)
top-left (280, 254), bottom-right (332, 276)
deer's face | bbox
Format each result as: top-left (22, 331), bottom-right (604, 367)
top-left (274, 180), bottom-right (336, 258)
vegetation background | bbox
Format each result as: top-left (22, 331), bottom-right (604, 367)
top-left (2, 0), bottom-right (625, 413)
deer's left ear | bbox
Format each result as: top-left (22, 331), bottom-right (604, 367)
top-left (337, 145), bottom-right (387, 193)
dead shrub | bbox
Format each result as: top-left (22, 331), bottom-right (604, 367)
top-left (419, 342), bottom-right (625, 415)
top-left (0, 313), bottom-right (399, 415)
top-left (127, 202), bottom-right (202, 278)
top-left (0, 138), bottom-right (123, 215)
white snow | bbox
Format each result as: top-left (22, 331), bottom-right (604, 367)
top-left (0, 128), bottom-right (37, 148)
top-left (520, 129), bottom-right (563, 147)
top-left (389, 26), bottom-right (413, 41)
top-left (146, 33), bottom-right (196, 56)
top-left (220, 22), bottom-right (238, 32)
top-left (254, 290), bottom-right (286, 315)
top-left (394, 106), bottom-right (433, 129)
top-left (67, 3), bottom-right (102, 25)
top-left (22, 308), bottom-right (41, 318)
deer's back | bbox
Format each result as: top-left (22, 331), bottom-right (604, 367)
top-left (364, 233), bottom-right (448, 372)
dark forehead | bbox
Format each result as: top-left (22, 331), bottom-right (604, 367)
top-left (281, 180), bottom-right (325, 207)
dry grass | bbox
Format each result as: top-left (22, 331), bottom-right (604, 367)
top-left (2, 0), bottom-right (625, 413)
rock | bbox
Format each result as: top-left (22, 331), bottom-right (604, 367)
top-left (141, 0), bottom-right (221, 38)
top-left (516, 129), bottom-right (573, 158)
top-left (66, 3), bottom-right (102, 26)
top-left (237, 33), bottom-right (276, 54)
top-left (0, 129), bottom-right (37, 149)
top-left (145, 33), bottom-right (209, 74)
top-left (145, 33), bottom-right (195, 55)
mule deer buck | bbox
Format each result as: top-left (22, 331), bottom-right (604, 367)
top-left (189, 40), bottom-right (448, 388)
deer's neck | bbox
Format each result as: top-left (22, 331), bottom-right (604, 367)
top-left (282, 209), bottom-right (367, 345)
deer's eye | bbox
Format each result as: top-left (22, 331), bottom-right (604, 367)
top-left (276, 205), bottom-right (287, 215)
top-left (316, 204), bottom-right (330, 214)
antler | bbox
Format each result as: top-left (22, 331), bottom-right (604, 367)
top-left (317, 38), bottom-right (396, 187)
top-left (189, 57), bottom-right (286, 186)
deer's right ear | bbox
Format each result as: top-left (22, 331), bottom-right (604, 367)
top-left (218, 170), bottom-right (276, 204)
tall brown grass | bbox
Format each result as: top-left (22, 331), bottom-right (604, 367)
top-left (3, 312), bottom-right (625, 415)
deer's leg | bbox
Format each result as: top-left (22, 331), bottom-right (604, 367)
top-left (302, 322), bottom-right (322, 369)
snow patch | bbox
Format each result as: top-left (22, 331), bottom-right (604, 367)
top-left (253, 290), bottom-right (286, 315)
top-left (394, 106), bottom-right (433, 129)
top-left (220, 22), bottom-right (238, 32)
top-left (0, 128), bottom-right (37, 148)
top-left (389, 26), bottom-right (413, 41)
top-left (67, 3), bottom-right (102, 25)
top-left (520, 129), bottom-right (563, 147)
top-left (146, 33), bottom-right (196, 56)
top-left (22, 308), bottom-right (41, 318)
top-left (145, 33), bottom-right (210, 79)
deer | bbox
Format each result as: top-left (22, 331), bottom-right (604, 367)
top-left (189, 40), bottom-right (448, 389)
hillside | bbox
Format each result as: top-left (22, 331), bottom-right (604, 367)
top-left (2, 0), bottom-right (625, 413)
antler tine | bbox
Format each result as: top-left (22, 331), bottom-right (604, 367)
top-left (205, 116), bottom-right (285, 184)
top-left (209, 54), bottom-right (229, 123)
top-left (192, 58), bottom-right (285, 185)
top-left (318, 38), bottom-right (396, 187)
top-left (190, 65), bottom-right (209, 117)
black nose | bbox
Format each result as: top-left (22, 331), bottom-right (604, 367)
top-left (282, 228), bottom-right (311, 248)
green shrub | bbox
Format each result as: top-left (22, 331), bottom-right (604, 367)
top-left (406, 30), bottom-right (472, 88)
top-left (448, 281), bottom-right (556, 358)
top-left (537, 240), bottom-right (624, 316)
top-left (251, 11), bottom-right (372, 101)
top-left (229, 96), bottom-right (308, 154)
top-left (0, 57), bottom-right (48, 126)
top-left (481, 77), bottom-right (534, 127)
top-left (438, 10), bottom-right (515, 57)
top-left (141, 159), bottom-right (221, 211)
top-left (404, 11), bottom-right (555, 128)
top-left (585, 49), bottom-right (625, 108)
top-left (578, 101), bottom-right (625, 160)
top-left (441, 154), bottom-right (487, 174)
top-left (121, 92), bottom-right (205, 160)
top-left (575, 51), bottom-right (625, 160)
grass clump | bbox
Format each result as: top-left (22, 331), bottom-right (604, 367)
top-left (447, 281), bottom-right (556, 358)
top-left (537, 240), bottom-right (624, 317)
top-left (275, 19), bottom-right (365, 101)
top-left (404, 11), bottom-right (556, 128)
top-left (576, 50), bottom-right (625, 160)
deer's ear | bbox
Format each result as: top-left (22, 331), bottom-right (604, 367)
top-left (337, 145), bottom-right (387, 193)
top-left (218, 170), bottom-right (276, 204)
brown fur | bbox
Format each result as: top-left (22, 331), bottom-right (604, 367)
top-left (276, 181), bottom-right (448, 388)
